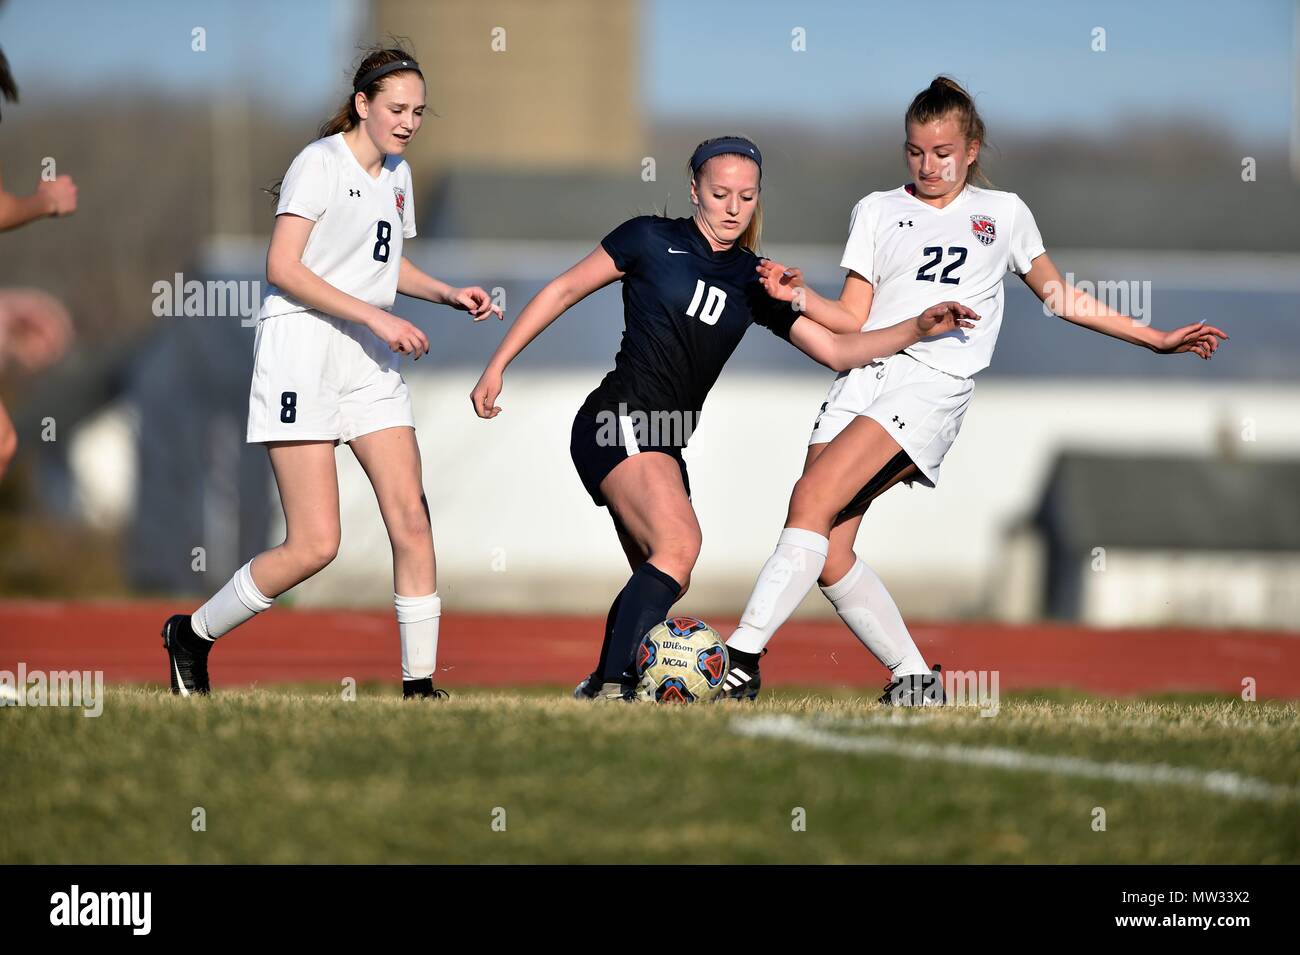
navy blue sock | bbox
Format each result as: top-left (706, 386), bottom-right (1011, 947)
top-left (602, 562), bottom-right (682, 685)
top-left (590, 589), bottom-right (624, 683)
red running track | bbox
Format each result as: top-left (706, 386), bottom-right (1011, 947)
top-left (1, 600), bottom-right (1298, 697)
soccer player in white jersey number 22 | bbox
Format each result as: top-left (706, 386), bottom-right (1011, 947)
top-left (160, 47), bottom-right (502, 699)
top-left (716, 76), bottom-right (1228, 704)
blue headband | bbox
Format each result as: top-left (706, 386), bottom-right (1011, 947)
top-left (354, 58), bottom-right (422, 93)
top-left (689, 137), bottom-right (762, 176)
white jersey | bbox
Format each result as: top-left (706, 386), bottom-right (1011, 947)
top-left (259, 132), bottom-right (417, 321)
top-left (840, 184), bottom-right (1044, 378)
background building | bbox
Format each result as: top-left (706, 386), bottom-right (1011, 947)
top-left (1, 0), bottom-right (1297, 628)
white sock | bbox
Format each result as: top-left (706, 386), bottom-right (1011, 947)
top-left (820, 558), bottom-right (929, 677)
top-left (191, 559), bottom-right (274, 641)
top-left (727, 527), bottom-right (828, 655)
top-left (395, 592), bottom-right (440, 681)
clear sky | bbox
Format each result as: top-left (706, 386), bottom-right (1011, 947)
top-left (646, 0), bottom-right (1296, 142)
top-left (0, 0), bottom-right (362, 110)
top-left (1, 0), bottom-right (1293, 142)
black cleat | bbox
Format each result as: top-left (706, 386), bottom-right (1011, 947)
top-left (592, 685), bottom-right (639, 703)
top-left (403, 677), bottom-right (450, 700)
top-left (717, 647), bottom-right (765, 701)
top-left (573, 671), bottom-right (601, 700)
top-left (161, 614), bottom-right (211, 697)
top-left (575, 673), bottom-right (638, 702)
top-left (879, 663), bottom-right (945, 706)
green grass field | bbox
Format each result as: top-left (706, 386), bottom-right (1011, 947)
top-left (3, 686), bottom-right (1297, 864)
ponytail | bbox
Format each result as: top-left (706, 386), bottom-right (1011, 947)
top-left (905, 75), bottom-right (991, 187)
top-left (265, 43), bottom-right (422, 202)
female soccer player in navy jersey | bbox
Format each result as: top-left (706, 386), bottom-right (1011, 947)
top-left (471, 135), bottom-right (978, 700)
top-left (715, 77), bottom-right (1228, 704)
top-left (160, 47), bottom-right (502, 699)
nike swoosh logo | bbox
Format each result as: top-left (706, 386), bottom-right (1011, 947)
top-left (667, 247), bottom-right (689, 254)
top-left (173, 657), bottom-right (190, 697)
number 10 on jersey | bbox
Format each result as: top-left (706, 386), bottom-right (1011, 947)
top-left (686, 279), bottom-right (727, 325)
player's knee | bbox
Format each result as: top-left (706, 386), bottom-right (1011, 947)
top-left (820, 548), bottom-right (856, 588)
top-left (650, 527), bottom-right (700, 580)
top-left (296, 534), bottom-right (340, 575)
top-left (387, 495), bottom-right (432, 551)
top-left (675, 571), bottom-right (692, 598)
top-left (788, 476), bottom-right (833, 525)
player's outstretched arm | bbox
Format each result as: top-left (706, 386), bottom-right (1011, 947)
top-left (397, 257), bottom-right (503, 321)
top-left (756, 259), bottom-right (872, 334)
top-left (0, 168), bottom-right (77, 232)
top-left (470, 246), bottom-right (623, 419)
top-left (788, 302), bottom-right (979, 372)
top-left (1021, 253), bottom-right (1227, 360)
top-left (267, 213), bottom-right (430, 359)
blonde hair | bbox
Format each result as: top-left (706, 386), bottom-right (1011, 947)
top-left (685, 137), bottom-right (764, 253)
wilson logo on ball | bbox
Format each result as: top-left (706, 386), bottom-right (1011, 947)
top-left (634, 618), bottom-right (729, 703)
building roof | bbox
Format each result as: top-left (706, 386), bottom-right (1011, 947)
top-left (1034, 452), bottom-right (1300, 551)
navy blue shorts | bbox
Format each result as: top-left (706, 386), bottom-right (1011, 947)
top-left (570, 411), bottom-right (691, 508)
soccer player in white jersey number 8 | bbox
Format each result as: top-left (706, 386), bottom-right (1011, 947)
top-left (159, 47), bottom-right (503, 700)
top-left (716, 76), bottom-right (1229, 704)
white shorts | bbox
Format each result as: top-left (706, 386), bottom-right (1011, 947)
top-left (808, 351), bottom-right (974, 488)
top-left (246, 310), bottom-right (415, 444)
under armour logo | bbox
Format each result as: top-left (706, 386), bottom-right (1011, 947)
top-left (892, 415), bottom-right (905, 429)
top-left (898, 220), bottom-right (913, 228)
top-left (348, 188), bottom-right (361, 197)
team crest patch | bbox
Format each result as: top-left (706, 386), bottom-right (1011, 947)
top-left (393, 186), bottom-right (406, 219)
top-left (970, 215), bottom-right (996, 246)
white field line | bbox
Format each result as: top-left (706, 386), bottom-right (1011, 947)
top-left (732, 715), bottom-right (1299, 803)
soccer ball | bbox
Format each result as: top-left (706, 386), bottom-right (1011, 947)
top-left (634, 616), bottom-right (729, 703)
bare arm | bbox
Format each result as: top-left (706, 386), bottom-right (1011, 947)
top-left (756, 260), bottom-right (873, 334)
top-left (470, 246), bottom-right (623, 418)
top-left (0, 189), bottom-right (52, 232)
top-left (788, 302), bottom-right (979, 372)
top-left (397, 257), bottom-right (504, 321)
top-left (1021, 253), bottom-right (1227, 359)
top-left (266, 213), bottom-right (429, 358)
top-left (0, 167), bottom-right (77, 232)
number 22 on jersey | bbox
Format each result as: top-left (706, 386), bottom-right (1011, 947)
top-left (916, 246), bottom-right (967, 284)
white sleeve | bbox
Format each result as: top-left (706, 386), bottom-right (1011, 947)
top-left (839, 196), bottom-right (877, 283)
top-left (275, 145), bottom-right (332, 221)
top-left (1008, 194), bottom-right (1045, 275)
top-left (402, 169), bottom-right (417, 239)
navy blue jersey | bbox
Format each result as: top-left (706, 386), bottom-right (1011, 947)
top-left (578, 215), bottom-right (796, 444)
